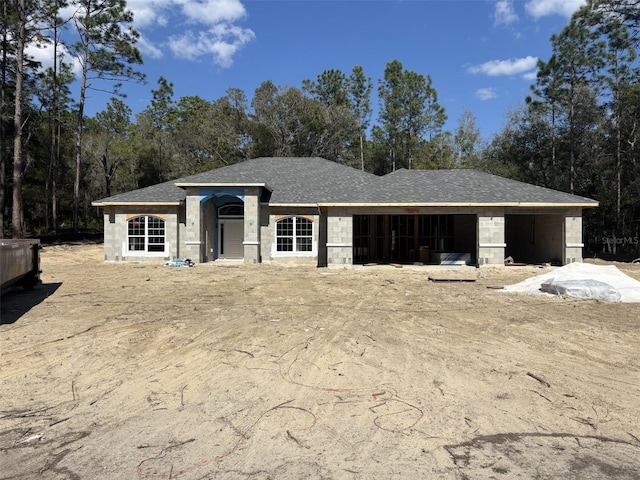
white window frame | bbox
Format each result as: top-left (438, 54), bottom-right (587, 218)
top-left (273, 216), bottom-right (315, 257)
top-left (124, 215), bottom-right (167, 257)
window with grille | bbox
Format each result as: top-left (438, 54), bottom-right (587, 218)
top-left (127, 216), bottom-right (165, 253)
top-left (276, 217), bottom-right (313, 253)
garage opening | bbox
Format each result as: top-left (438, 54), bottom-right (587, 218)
top-left (505, 214), bottom-right (563, 265)
top-left (353, 214), bottom-right (476, 265)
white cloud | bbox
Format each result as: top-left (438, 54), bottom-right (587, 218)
top-left (525, 0), bottom-right (585, 19)
top-left (168, 23), bottom-right (255, 67)
top-left (522, 70), bottom-right (538, 81)
top-left (494, 0), bottom-right (518, 26)
top-left (468, 56), bottom-right (538, 76)
top-left (127, 0), bottom-right (172, 29)
top-left (25, 42), bottom-right (82, 78)
top-left (126, 0), bottom-right (254, 68)
top-left (25, 0), bottom-right (253, 76)
top-left (25, 43), bottom-right (55, 70)
top-left (137, 35), bottom-right (164, 60)
top-left (476, 88), bottom-right (498, 100)
top-left (127, 0), bottom-right (248, 28)
top-left (180, 0), bottom-right (247, 25)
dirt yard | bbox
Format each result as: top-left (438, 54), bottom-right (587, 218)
top-left (1, 244), bottom-right (639, 480)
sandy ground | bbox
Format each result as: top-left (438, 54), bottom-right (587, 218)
top-left (1, 244), bottom-right (640, 480)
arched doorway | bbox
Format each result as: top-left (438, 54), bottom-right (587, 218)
top-left (217, 203), bottom-right (244, 259)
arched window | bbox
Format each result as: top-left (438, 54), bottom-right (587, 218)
top-left (276, 217), bottom-right (313, 252)
top-left (218, 204), bottom-right (244, 217)
top-left (128, 216), bottom-right (165, 253)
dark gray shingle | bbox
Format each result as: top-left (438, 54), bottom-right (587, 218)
top-left (378, 169), bottom-right (598, 205)
top-left (93, 178), bottom-right (188, 205)
top-left (93, 158), bottom-right (598, 206)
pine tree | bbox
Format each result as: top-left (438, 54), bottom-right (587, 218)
top-left (68, 0), bottom-right (144, 232)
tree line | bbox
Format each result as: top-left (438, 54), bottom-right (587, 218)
top-left (2, 0), bottom-right (639, 257)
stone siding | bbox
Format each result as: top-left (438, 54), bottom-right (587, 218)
top-left (477, 209), bottom-right (505, 266)
top-left (102, 205), bottom-right (180, 261)
top-left (183, 188), bottom-right (202, 261)
top-left (564, 209), bottom-right (584, 263)
top-left (243, 187), bottom-right (261, 264)
top-left (260, 206), bottom-right (319, 263)
top-left (326, 209), bottom-right (353, 266)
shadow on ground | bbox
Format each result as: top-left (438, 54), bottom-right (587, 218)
top-left (1, 282), bottom-right (62, 325)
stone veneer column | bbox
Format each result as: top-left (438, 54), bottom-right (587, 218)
top-left (326, 210), bottom-right (353, 265)
top-left (564, 209), bottom-right (584, 264)
top-left (477, 210), bottom-right (505, 266)
top-left (243, 187), bottom-right (261, 264)
top-left (183, 189), bottom-right (203, 262)
top-left (103, 209), bottom-right (117, 261)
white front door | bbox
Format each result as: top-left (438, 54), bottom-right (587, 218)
top-left (219, 219), bottom-right (244, 259)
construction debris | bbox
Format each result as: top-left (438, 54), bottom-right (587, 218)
top-left (165, 258), bottom-right (195, 268)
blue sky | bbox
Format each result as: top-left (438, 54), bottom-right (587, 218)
top-left (31, 0), bottom-right (587, 140)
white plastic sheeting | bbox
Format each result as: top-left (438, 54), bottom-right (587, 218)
top-left (540, 279), bottom-right (622, 302)
top-left (502, 262), bottom-right (640, 303)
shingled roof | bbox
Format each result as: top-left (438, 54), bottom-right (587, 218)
top-left (92, 178), bottom-right (187, 205)
top-left (378, 169), bottom-right (598, 206)
top-left (173, 157), bottom-right (381, 204)
top-left (93, 157), bottom-right (598, 207)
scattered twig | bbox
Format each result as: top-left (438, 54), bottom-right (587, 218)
top-left (180, 385), bottom-right (187, 407)
top-left (529, 390), bottom-right (552, 403)
top-left (527, 372), bottom-right (551, 388)
top-left (234, 349), bottom-right (254, 358)
top-left (88, 381), bottom-right (123, 406)
top-left (286, 430), bottom-right (310, 449)
top-left (433, 380), bottom-right (445, 396)
top-left (14, 428), bottom-right (32, 445)
top-left (49, 417), bottom-right (70, 427)
top-left (0, 406), bottom-right (53, 420)
top-left (158, 439), bottom-right (196, 458)
top-left (571, 417), bottom-right (597, 430)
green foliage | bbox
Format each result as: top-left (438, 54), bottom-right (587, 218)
top-left (304, 66), bottom-right (372, 168)
top-left (68, 0), bottom-right (145, 232)
top-left (250, 80), bottom-right (360, 165)
top-left (454, 111), bottom-right (483, 168)
top-left (483, 0), bottom-right (640, 256)
top-left (377, 60), bottom-right (448, 172)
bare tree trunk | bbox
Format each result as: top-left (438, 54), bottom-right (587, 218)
top-left (46, 19), bottom-right (59, 234)
top-left (391, 147), bottom-right (395, 172)
top-left (569, 84), bottom-right (576, 195)
top-left (12, 0), bottom-right (26, 238)
top-left (616, 93), bottom-right (622, 233)
top-left (551, 102), bottom-right (557, 186)
top-left (53, 110), bottom-right (60, 234)
top-left (73, 51), bottom-right (88, 233)
top-left (0, 0), bottom-right (8, 238)
top-left (73, 95), bottom-right (84, 233)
